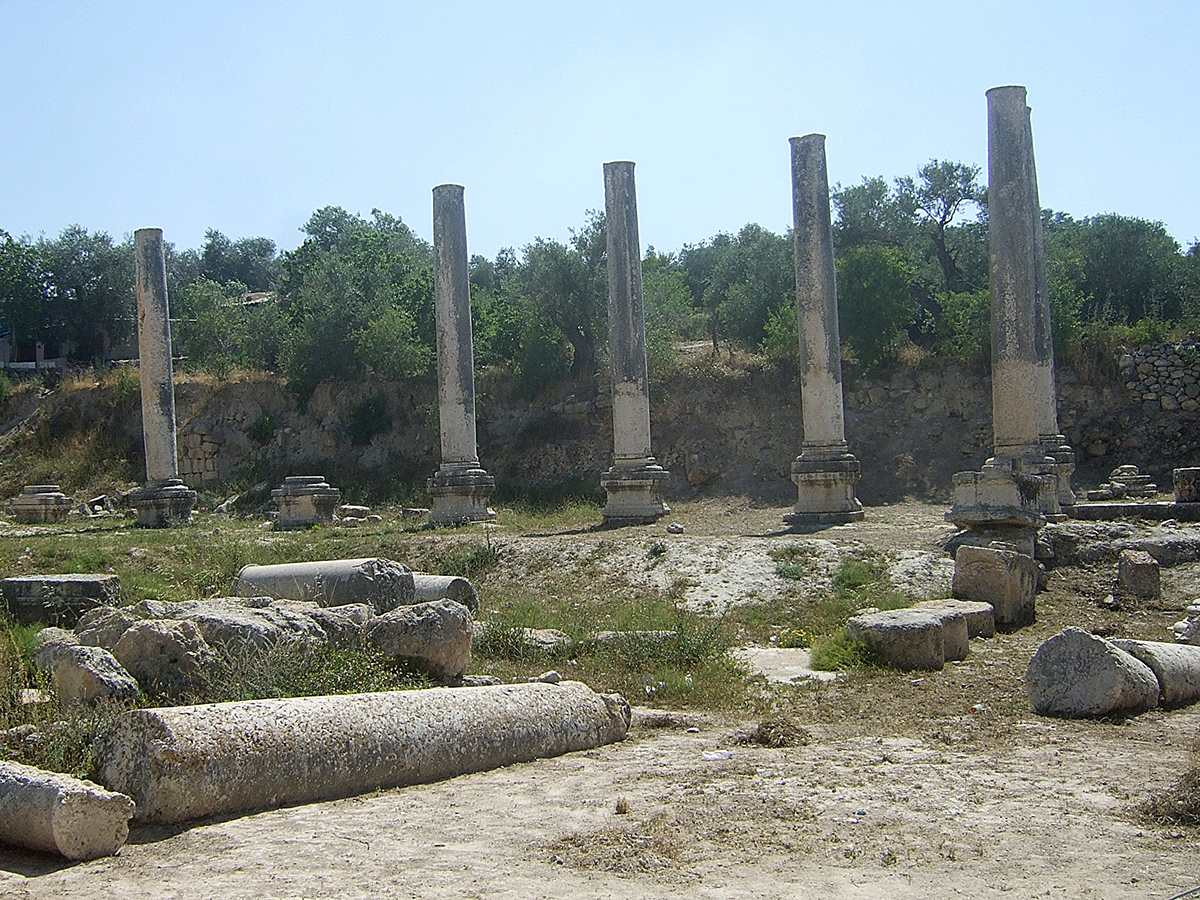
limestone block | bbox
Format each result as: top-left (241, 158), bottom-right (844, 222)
top-left (364, 599), bottom-right (472, 683)
top-left (112, 620), bottom-right (217, 697)
top-left (96, 681), bottom-right (631, 825)
top-left (75, 606), bottom-right (139, 650)
top-left (233, 558), bottom-right (416, 613)
top-left (914, 598), bottom-right (996, 639)
top-left (846, 609), bottom-right (946, 671)
top-left (938, 612), bottom-right (970, 662)
top-left (1026, 627), bottom-right (1159, 717)
top-left (0, 761), bottom-right (134, 860)
top-left (1, 574), bottom-right (121, 627)
top-left (32, 628), bottom-right (80, 674)
top-left (1117, 549), bottom-right (1160, 600)
top-left (270, 600), bottom-right (373, 648)
top-left (52, 645), bottom-right (140, 705)
top-left (1175, 468), bottom-right (1200, 504)
top-left (1111, 639), bottom-right (1200, 707)
top-left (173, 599), bottom-right (327, 651)
top-left (412, 574), bottom-right (479, 612)
top-left (952, 545), bottom-right (1037, 631)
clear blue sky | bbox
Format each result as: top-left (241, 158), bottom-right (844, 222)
top-left (2, 1), bottom-right (1196, 260)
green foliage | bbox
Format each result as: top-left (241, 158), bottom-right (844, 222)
top-left (199, 229), bottom-right (281, 291)
top-left (836, 245), bottom-right (919, 369)
top-left (346, 393), bottom-right (391, 446)
top-left (246, 410), bottom-right (275, 444)
top-left (200, 644), bottom-right (432, 703)
top-left (934, 289), bottom-right (991, 368)
top-left (279, 207), bottom-right (435, 404)
top-left (354, 306), bottom-right (432, 379)
top-left (643, 257), bottom-right (702, 376)
top-left (760, 303), bottom-right (799, 366)
top-left (0, 371), bottom-right (11, 403)
top-left (431, 539), bottom-right (501, 578)
top-left (809, 629), bottom-right (874, 671)
top-left (512, 213), bottom-right (607, 378)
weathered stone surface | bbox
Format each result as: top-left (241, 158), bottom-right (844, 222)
top-left (1026, 627), bottom-right (1160, 717)
top-left (1, 574), bottom-right (120, 627)
top-left (0, 761), bottom-right (134, 860)
top-left (272, 475), bottom-right (341, 529)
top-left (31, 627), bottom-right (79, 673)
top-left (937, 611), bottom-right (970, 662)
top-left (233, 558), bottom-right (416, 613)
top-left (179, 600), bottom-right (326, 651)
top-left (846, 609), bottom-right (946, 671)
top-left (521, 628), bottom-right (574, 655)
top-left (52, 645), bottom-right (140, 705)
top-left (1117, 549), bottom-right (1160, 600)
top-left (9, 485), bottom-right (73, 524)
top-left (112, 620), bottom-right (217, 697)
top-left (412, 574), bottom-right (479, 612)
top-left (75, 606), bottom-right (138, 650)
top-left (952, 544), bottom-right (1037, 630)
top-left (364, 599), bottom-right (472, 683)
top-left (270, 601), bottom-right (373, 649)
top-left (1111, 639), bottom-right (1200, 707)
top-left (97, 681), bottom-right (630, 825)
top-left (914, 598), bottom-right (996, 639)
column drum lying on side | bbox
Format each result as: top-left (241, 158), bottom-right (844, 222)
top-left (97, 681), bottom-right (630, 825)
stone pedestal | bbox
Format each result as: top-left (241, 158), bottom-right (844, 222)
top-left (601, 161), bottom-right (669, 525)
top-left (428, 184), bottom-right (495, 526)
top-left (947, 457), bottom-right (1052, 533)
top-left (784, 450), bottom-right (863, 527)
top-left (1041, 437), bottom-right (1077, 508)
top-left (132, 228), bottom-right (195, 527)
top-left (428, 466), bottom-right (496, 527)
top-left (600, 463), bottom-right (671, 524)
top-left (1175, 468), bottom-right (1200, 504)
top-left (786, 135), bottom-right (862, 527)
top-left (272, 476), bottom-right (341, 530)
top-left (129, 478), bottom-right (197, 528)
top-left (10, 485), bottom-right (73, 524)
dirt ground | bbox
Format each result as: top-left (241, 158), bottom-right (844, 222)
top-left (4, 500), bottom-right (1200, 899)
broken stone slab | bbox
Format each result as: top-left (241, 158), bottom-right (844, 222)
top-left (952, 544), bottom-right (1037, 631)
top-left (75, 606), bottom-right (138, 650)
top-left (1117, 549), bottom-right (1160, 600)
top-left (96, 681), bottom-right (630, 826)
top-left (0, 761), bottom-right (134, 860)
top-left (846, 608), bottom-right (957, 671)
top-left (1026, 627), bottom-right (1160, 718)
top-left (269, 601), bottom-right (373, 649)
top-left (52, 645), bottom-right (140, 706)
top-left (271, 475), bottom-right (341, 530)
top-left (233, 558), bottom-right (417, 613)
top-left (111, 619), bottom-right (217, 698)
top-left (1174, 467), bottom-right (1200, 503)
top-left (1110, 639), bottom-right (1200, 707)
top-left (913, 598), bottom-right (996, 639)
top-left (412, 574), bottom-right (479, 612)
top-left (166, 599), bottom-right (327, 651)
top-left (364, 599), bottom-right (473, 683)
top-left (9, 485), bottom-right (73, 524)
top-left (31, 627), bottom-right (79, 673)
top-left (1173, 600), bottom-right (1200, 645)
top-left (1, 574), bottom-right (121, 627)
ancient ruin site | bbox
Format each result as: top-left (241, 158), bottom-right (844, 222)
top-left (2, 84), bottom-right (1200, 900)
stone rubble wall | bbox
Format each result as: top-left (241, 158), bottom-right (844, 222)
top-left (1119, 339), bottom-right (1200, 413)
top-left (9, 348), bottom-right (1199, 505)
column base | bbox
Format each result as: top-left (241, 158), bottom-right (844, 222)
top-left (428, 466), bottom-right (496, 526)
top-left (10, 485), bottom-right (73, 524)
top-left (130, 479), bottom-right (197, 528)
top-left (600, 462), bottom-right (670, 525)
top-left (784, 450), bottom-right (864, 527)
top-left (1040, 435), bottom-right (1077, 508)
top-left (946, 456), bottom-right (1053, 531)
top-left (272, 476), bottom-right (341, 530)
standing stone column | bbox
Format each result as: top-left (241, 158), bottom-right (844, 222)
top-left (599, 161), bottom-right (669, 524)
top-left (128, 228), bottom-right (195, 527)
top-left (427, 185), bottom-right (495, 526)
top-left (1027, 104), bottom-right (1076, 507)
top-left (947, 87), bottom-right (1059, 538)
top-left (784, 135), bottom-right (863, 527)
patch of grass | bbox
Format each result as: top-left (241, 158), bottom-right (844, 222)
top-left (1136, 765), bottom-right (1200, 828)
top-left (770, 543), bottom-right (819, 580)
top-left (473, 621), bottom-right (546, 662)
top-left (246, 410), bottom-right (276, 444)
top-left (832, 555), bottom-right (889, 596)
top-left (198, 643), bottom-right (433, 703)
top-left (809, 628), bottom-right (875, 671)
top-left (431, 539), bottom-right (502, 579)
top-left (733, 716), bottom-right (812, 748)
